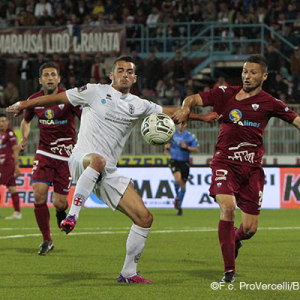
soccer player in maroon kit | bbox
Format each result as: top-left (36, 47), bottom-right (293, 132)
top-left (19, 62), bottom-right (81, 255)
top-left (0, 114), bottom-right (22, 219)
top-left (173, 54), bottom-right (300, 282)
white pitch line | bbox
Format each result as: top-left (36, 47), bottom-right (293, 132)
top-left (0, 226), bottom-right (299, 240)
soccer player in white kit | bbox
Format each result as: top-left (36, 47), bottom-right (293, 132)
top-left (8, 56), bottom-right (218, 283)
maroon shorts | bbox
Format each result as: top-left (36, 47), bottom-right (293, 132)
top-left (0, 163), bottom-right (16, 187)
top-left (32, 153), bottom-right (72, 195)
top-left (210, 162), bottom-right (265, 215)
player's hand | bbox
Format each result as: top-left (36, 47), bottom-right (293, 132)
top-left (18, 138), bottom-right (27, 151)
top-left (14, 166), bottom-right (21, 177)
top-left (172, 107), bottom-right (190, 124)
top-left (200, 112), bottom-right (219, 123)
top-left (6, 101), bottom-right (26, 116)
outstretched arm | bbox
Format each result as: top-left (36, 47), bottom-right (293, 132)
top-left (162, 105), bottom-right (218, 123)
top-left (19, 119), bottom-right (31, 151)
top-left (172, 93), bottom-right (204, 123)
top-left (7, 92), bottom-right (69, 116)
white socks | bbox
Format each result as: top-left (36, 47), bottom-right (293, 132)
top-left (120, 224), bottom-right (151, 278)
top-left (68, 166), bottom-right (100, 219)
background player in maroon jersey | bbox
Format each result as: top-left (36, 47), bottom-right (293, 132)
top-left (0, 113), bottom-right (22, 219)
top-left (19, 62), bottom-right (81, 255)
top-left (173, 54), bottom-right (300, 282)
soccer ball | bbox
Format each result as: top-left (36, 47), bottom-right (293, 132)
top-left (141, 113), bottom-right (176, 145)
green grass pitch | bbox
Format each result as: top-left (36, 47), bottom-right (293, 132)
top-left (0, 207), bottom-right (299, 300)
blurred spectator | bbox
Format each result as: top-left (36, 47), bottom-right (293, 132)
top-left (74, 0), bottom-right (89, 23)
top-left (144, 50), bottom-right (162, 89)
top-left (34, 0), bottom-right (53, 19)
top-left (104, 0), bottom-right (118, 16)
top-left (6, 1), bottom-right (17, 24)
top-left (213, 76), bottom-right (229, 88)
top-left (290, 46), bottom-right (300, 101)
top-left (131, 49), bottom-right (144, 92)
top-left (65, 75), bottom-right (77, 89)
top-left (146, 6), bottom-right (160, 38)
top-left (32, 52), bottom-right (46, 92)
top-left (65, 53), bottom-right (78, 78)
top-left (141, 87), bottom-right (156, 103)
top-left (2, 82), bottom-right (19, 107)
top-left (281, 25), bottom-right (298, 57)
top-left (52, 53), bottom-right (66, 78)
top-left (18, 52), bottom-right (33, 100)
top-left (163, 77), bottom-right (176, 105)
top-left (91, 55), bottom-right (103, 83)
top-left (155, 79), bottom-right (167, 105)
top-left (161, 0), bottom-right (175, 17)
top-left (75, 53), bottom-right (92, 86)
top-left (264, 43), bottom-right (281, 93)
top-left (0, 54), bottom-right (6, 87)
top-left (269, 73), bottom-right (288, 99)
top-left (92, 0), bottom-right (105, 16)
top-left (20, 10), bottom-right (37, 26)
top-left (0, 2), bottom-right (7, 19)
top-left (102, 52), bottom-right (118, 81)
top-left (171, 50), bottom-right (190, 88)
top-left (54, 6), bottom-right (67, 26)
top-left (173, 88), bottom-right (182, 107)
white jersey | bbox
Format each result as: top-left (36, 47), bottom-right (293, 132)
top-left (66, 83), bottom-right (162, 167)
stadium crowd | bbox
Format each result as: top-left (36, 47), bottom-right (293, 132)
top-left (0, 0), bottom-right (299, 106)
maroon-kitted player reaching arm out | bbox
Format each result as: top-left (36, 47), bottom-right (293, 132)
top-left (173, 54), bottom-right (300, 283)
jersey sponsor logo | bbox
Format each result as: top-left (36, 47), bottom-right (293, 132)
top-left (39, 119), bottom-right (68, 125)
top-left (101, 98), bottom-right (106, 104)
top-left (229, 109), bottom-right (261, 127)
top-left (129, 104), bottom-right (135, 114)
top-left (229, 109), bottom-right (242, 122)
top-left (45, 109), bottom-right (54, 119)
top-left (77, 85), bottom-right (87, 92)
top-left (252, 104), bottom-right (259, 111)
top-left (106, 94), bottom-right (112, 100)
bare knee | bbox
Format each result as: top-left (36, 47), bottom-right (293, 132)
top-left (34, 190), bottom-right (47, 204)
top-left (220, 202), bottom-right (236, 221)
top-left (88, 155), bottom-right (106, 172)
top-left (135, 211), bottom-right (153, 228)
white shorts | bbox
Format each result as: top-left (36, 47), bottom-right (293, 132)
top-left (69, 151), bottom-right (130, 210)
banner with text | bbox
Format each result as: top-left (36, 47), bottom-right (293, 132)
top-left (0, 25), bottom-right (125, 56)
top-left (1, 167), bottom-right (298, 209)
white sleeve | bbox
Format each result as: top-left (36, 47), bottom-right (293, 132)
top-left (66, 84), bottom-right (97, 107)
top-left (141, 99), bottom-right (162, 116)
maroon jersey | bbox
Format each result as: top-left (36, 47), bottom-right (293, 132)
top-left (201, 86), bottom-right (298, 166)
top-left (24, 88), bottom-right (81, 160)
top-left (0, 128), bottom-right (17, 166)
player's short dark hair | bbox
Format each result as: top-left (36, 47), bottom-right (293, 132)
top-left (245, 54), bottom-right (268, 73)
top-left (39, 61), bottom-right (60, 77)
top-left (111, 56), bottom-right (136, 72)
top-left (0, 113), bottom-right (7, 118)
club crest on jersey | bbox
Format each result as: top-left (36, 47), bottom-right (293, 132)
top-left (129, 104), bottom-right (135, 114)
top-left (229, 109), bottom-right (242, 123)
top-left (58, 104), bottom-right (65, 110)
top-left (252, 104), bottom-right (259, 111)
top-left (45, 109), bottom-right (54, 119)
